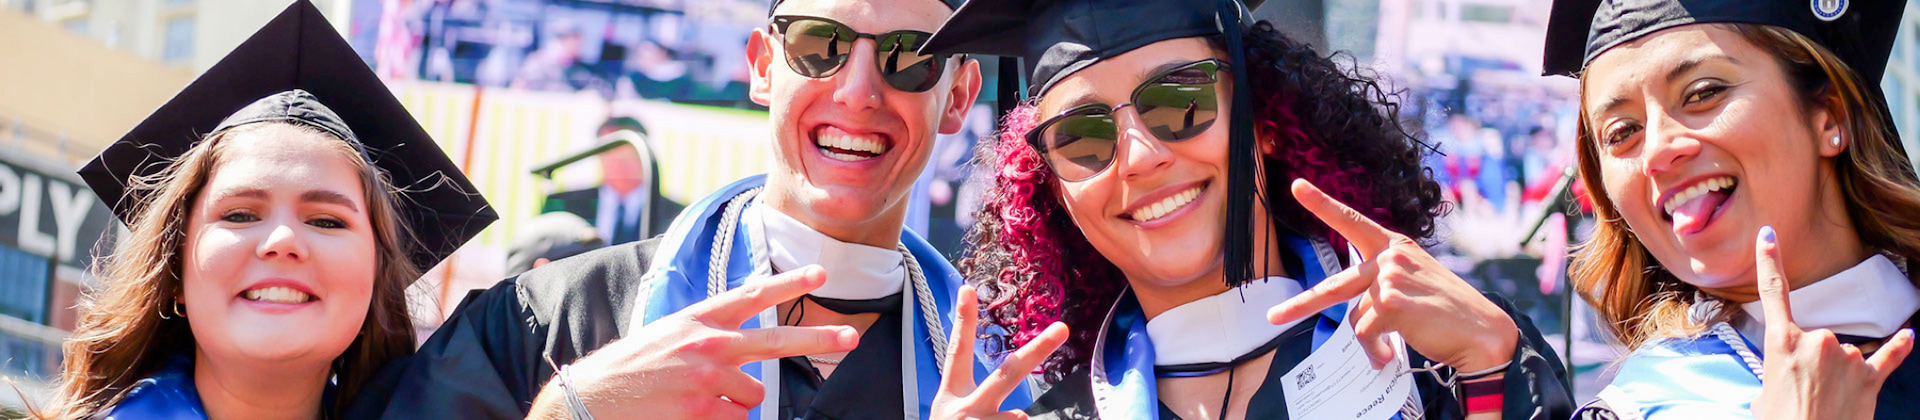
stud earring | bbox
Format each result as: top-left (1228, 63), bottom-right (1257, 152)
top-left (1831, 135), bottom-right (1844, 148)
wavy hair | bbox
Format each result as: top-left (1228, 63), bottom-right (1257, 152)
top-left (43, 122), bottom-right (421, 419)
top-left (1572, 24), bottom-right (1920, 350)
top-left (961, 21), bottom-right (1446, 381)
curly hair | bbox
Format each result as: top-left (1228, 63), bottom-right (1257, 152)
top-left (960, 20), bottom-right (1446, 382)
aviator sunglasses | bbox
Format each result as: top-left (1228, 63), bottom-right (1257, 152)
top-left (770, 15), bottom-right (955, 93)
top-left (1028, 59), bottom-right (1225, 181)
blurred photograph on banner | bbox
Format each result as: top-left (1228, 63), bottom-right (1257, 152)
top-left (350, 0), bottom-right (766, 104)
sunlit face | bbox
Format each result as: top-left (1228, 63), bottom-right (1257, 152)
top-left (181, 123), bottom-right (377, 367)
top-left (747, 0), bottom-right (980, 244)
top-left (1041, 38), bottom-right (1244, 291)
top-left (1582, 25), bottom-right (1844, 290)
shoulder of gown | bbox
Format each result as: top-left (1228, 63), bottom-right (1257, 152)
top-left (345, 237), bottom-right (661, 419)
top-left (94, 357), bottom-right (206, 420)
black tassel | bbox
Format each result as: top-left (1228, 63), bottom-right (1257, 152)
top-left (1220, 0), bottom-right (1260, 289)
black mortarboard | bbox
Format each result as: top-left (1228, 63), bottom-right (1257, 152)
top-left (924, 0), bottom-right (1284, 287)
top-left (1544, 0), bottom-right (1904, 83)
top-left (79, 0), bottom-right (497, 275)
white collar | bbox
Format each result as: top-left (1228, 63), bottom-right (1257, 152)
top-left (744, 201), bottom-right (905, 300)
top-left (1737, 255), bottom-right (1918, 339)
top-left (1145, 277), bottom-right (1304, 366)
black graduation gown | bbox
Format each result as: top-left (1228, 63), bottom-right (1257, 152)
top-left (347, 239), bottom-right (663, 419)
top-left (347, 238), bottom-right (920, 420)
top-left (541, 186), bottom-right (686, 242)
top-left (1027, 294), bottom-right (1573, 420)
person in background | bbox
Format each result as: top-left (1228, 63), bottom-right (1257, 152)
top-left (541, 117), bottom-right (684, 244)
top-left (1544, 0), bottom-right (1920, 418)
top-left (41, 2), bottom-right (494, 419)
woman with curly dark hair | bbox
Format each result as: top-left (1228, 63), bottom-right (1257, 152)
top-left (913, 0), bottom-right (1573, 419)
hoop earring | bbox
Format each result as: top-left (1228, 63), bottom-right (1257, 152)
top-left (170, 301), bottom-right (187, 318)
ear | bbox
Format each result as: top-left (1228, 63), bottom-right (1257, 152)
top-left (937, 58), bottom-right (985, 135)
top-left (748, 28), bottom-right (777, 107)
top-left (1810, 99), bottom-right (1847, 158)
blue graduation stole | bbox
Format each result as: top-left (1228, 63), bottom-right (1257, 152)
top-left (1589, 323), bottom-right (1765, 419)
top-left (1083, 234), bottom-right (1412, 420)
top-left (628, 175), bottom-right (1032, 419)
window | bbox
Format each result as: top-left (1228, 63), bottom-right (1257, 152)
top-left (163, 16), bottom-right (194, 64)
top-left (0, 245), bottom-right (50, 324)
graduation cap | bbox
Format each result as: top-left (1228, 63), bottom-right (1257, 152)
top-left (78, 0), bottom-right (497, 274)
top-left (1544, 0), bottom-right (1906, 153)
top-left (923, 0), bottom-right (1286, 287)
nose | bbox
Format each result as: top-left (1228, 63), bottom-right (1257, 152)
top-left (256, 220), bottom-right (308, 262)
top-left (1114, 108), bottom-right (1175, 179)
top-left (831, 38), bottom-right (886, 111)
top-left (1640, 110), bottom-right (1701, 177)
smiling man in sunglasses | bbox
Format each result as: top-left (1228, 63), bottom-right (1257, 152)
top-left (344, 0), bottom-right (1018, 419)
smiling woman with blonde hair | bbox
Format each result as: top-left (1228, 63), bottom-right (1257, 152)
top-left (1544, 0), bottom-right (1920, 418)
top-left (40, 2), bottom-right (493, 419)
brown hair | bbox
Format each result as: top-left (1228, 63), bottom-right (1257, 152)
top-left (1572, 24), bottom-right (1920, 350)
top-left (43, 122), bottom-right (420, 419)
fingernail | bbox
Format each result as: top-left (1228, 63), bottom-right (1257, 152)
top-left (838, 326), bottom-right (859, 348)
top-left (1760, 226), bottom-right (1776, 244)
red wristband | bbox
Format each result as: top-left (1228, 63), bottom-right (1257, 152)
top-left (1461, 375), bottom-right (1505, 414)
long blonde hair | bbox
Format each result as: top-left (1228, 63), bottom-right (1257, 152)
top-left (43, 122), bottom-right (421, 419)
top-left (1572, 24), bottom-right (1920, 350)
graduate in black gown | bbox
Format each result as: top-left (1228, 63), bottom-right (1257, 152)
top-left (918, 0), bottom-right (1574, 419)
top-left (347, 0), bottom-right (1036, 419)
top-left (1540, 0), bottom-right (1920, 418)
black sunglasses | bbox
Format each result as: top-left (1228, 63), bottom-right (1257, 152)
top-left (1027, 59), bottom-right (1225, 182)
top-left (769, 15), bottom-right (955, 93)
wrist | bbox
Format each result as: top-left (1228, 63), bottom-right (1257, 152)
top-left (1457, 319), bottom-right (1519, 373)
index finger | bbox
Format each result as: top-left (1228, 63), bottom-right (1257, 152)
top-left (1291, 178), bottom-right (1395, 255)
top-left (941, 285), bottom-right (983, 393)
top-left (690, 265), bottom-right (827, 328)
top-left (1268, 260), bottom-right (1377, 325)
top-left (1753, 226), bottom-right (1798, 337)
top-left (974, 322), bottom-right (1068, 407)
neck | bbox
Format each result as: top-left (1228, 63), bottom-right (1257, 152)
top-left (760, 181), bottom-right (907, 249)
top-left (1133, 245), bottom-right (1290, 319)
top-left (193, 351), bottom-right (329, 420)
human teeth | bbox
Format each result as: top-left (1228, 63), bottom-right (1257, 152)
top-left (814, 128), bottom-right (889, 158)
top-left (1663, 176), bottom-right (1739, 216)
top-left (244, 286), bottom-right (312, 304)
top-left (1131, 186), bottom-right (1203, 222)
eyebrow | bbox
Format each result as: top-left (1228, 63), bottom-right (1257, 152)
top-left (301, 190), bottom-right (361, 212)
top-left (1589, 53), bottom-right (1740, 117)
top-left (211, 188), bottom-right (360, 212)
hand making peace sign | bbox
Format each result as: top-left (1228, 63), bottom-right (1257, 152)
top-left (931, 285), bottom-right (1070, 420)
top-left (1266, 178), bottom-right (1521, 373)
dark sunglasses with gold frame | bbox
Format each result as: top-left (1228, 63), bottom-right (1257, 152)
top-left (769, 15), bottom-right (959, 93)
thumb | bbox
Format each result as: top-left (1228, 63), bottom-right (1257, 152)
top-left (1754, 226), bottom-right (1799, 346)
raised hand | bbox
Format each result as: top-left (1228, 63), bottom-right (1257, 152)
top-left (931, 285), bottom-right (1069, 420)
top-left (1750, 226), bottom-right (1913, 420)
top-left (1266, 179), bottom-right (1519, 372)
top-left (529, 266), bottom-right (861, 420)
